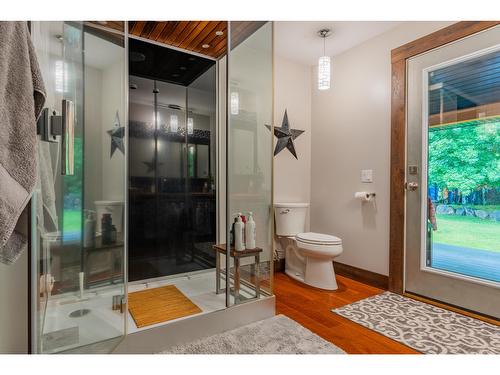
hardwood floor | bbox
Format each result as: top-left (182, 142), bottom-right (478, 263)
top-left (274, 272), bottom-right (419, 354)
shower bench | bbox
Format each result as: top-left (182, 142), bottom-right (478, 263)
top-left (212, 244), bottom-right (262, 304)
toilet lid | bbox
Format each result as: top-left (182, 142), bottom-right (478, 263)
top-left (296, 232), bottom-right (341, 245)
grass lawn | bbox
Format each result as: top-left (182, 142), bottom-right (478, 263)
top-left (63, 209), bottom-right (82, 234)
top-left (434, 214), bottom-right (500, 252)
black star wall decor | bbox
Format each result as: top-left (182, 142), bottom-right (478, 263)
top-left (142, 157), bottom-right (164, 173)
top-left (265, 109), bottom-right (304, 159)
top-left (107, 111), bottom-right (125, 158)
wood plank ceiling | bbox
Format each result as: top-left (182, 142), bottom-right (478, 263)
top-left (129, 21), bottom-right (228, 58)
top-left (87, 21), bottom-right (266, 59)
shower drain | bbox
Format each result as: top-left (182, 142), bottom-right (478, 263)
top-left (69, 309), bottom-right (91, 318)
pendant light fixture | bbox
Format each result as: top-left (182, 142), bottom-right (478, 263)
top-left (317, 29), bottom-right (332, 90)
top-left (170, 114), bottom-right (178, 133)
top-left (230, 91), bottom-right (239, 115)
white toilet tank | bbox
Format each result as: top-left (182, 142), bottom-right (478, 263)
top-left (274, 203), bottom-right (309, 236)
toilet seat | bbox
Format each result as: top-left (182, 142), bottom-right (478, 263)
top-left (296, 232), bottom-right (342, 245)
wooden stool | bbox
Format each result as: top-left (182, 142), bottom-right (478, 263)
top-left (213, 244), bottom-right (262, 304)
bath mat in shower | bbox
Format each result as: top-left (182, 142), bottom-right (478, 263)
top-left (332, 291), bottom-right (500, 354)
top-left (128, 285), bottom-right (202, 328)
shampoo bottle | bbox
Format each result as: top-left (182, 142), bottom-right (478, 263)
top-left (83, 211), bottom-right (96, 248)
top-left (245, 211), bottom-right (256, 249)
top-left (234, 215), bottom-right (245, 251)
top-left (102, 213), bottom-right (112, 245)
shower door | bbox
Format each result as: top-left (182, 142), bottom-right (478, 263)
top-left (30, 21), bottom-right (127, 353)
top-left (226, 22), bottom-right (274, 305)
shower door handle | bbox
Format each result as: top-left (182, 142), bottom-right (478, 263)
top-left (61, 99), bottom-right (75, 175)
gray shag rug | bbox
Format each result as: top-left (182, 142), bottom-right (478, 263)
top-left (333, 291), bottom-right (500, 354)
top-left (162, 314), bottom-right (345, 354)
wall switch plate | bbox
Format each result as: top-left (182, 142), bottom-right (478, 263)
top-left (361, 169), bottom-right (373, 183)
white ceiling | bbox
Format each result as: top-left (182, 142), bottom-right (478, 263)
top-left (275, 21), bottom-right (401, 66)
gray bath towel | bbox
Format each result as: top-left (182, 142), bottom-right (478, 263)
top-left (0, 21), bottom-right (46, 264)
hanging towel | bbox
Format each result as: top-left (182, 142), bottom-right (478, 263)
top-left (0, 21), bottom-right (46, 265)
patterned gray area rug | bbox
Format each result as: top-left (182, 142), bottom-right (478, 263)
top-left (332, 291), bottom-right (500, 354)
top-left (161, 314), bottom-right (345, 354)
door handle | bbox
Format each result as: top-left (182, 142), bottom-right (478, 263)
top-left (61, 99), bottom-right (75, 176)
top-left (405, 181), bottom-right (419, 191)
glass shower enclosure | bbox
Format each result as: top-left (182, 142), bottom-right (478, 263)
top-left (29, 20), bottom-right (273, 354)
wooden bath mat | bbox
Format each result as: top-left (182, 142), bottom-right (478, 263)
top-left (128, 285), bottom-right (202, 328)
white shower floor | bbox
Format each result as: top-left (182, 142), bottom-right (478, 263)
top-left (41, 269), bottom-right (258, 353)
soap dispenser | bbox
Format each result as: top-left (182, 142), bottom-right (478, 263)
top-left (245, 211), bottom-right (256, 249)
top-left (230, 214), bottom-right (239, 246)
top-left (234, 214), bottom-right (245, 251)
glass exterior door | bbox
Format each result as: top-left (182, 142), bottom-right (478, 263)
top-left (31, 21), bottom-right (127, 353)
top-left (406, 25), bottom-right (500, 318)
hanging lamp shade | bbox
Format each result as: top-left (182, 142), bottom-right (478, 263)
top-left (318, 55), bottom-right (330, 90)
top-left (317, 29), bottom-right (332, 90)
top-left (170, 114), bottom-right (178, 133)
top-left (230, 92), bottom-right (239, 115)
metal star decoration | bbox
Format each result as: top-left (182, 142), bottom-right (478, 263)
top-left (142, 157), bottom-right (164, 173)
top-left (107, 111), bottom-right (125, 158)
top-left (265, 109), bottom-right (304, 159)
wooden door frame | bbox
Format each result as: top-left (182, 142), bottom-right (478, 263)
top-left (389, 21), bottom-right (500, 293)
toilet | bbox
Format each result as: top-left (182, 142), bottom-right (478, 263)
top-left (274, 203), bottom-right (343, 290)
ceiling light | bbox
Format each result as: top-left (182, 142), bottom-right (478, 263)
top-left (187, 117), bottom-right (194, 135)
top-left (215, 30), bottom-right (224, 36)
top-left (318, 29), bottom-right (332, 90)
top-left (202, 44), bottom-right (210, 49)
top-left (179, 66), bottom-right (187, 71)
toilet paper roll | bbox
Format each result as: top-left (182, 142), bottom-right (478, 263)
top-left (354, 192), bottom-right (375, 202)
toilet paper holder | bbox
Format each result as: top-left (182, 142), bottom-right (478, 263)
top-left (354, 192), bottom-right (376, 201)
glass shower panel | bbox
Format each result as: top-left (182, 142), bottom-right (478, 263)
top-left (128, 38), bottom-right (219, 285)
top-left (186, 65), bottom-right (218, 277)
top-left (227, 22), bottom-right (273, 305)
top-left (30, 21), bottom-right (126, 354)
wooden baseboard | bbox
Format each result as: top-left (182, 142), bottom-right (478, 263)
top-left (273, 258), bottom-right (285, 272)
top-left (333, 262), bottom-right (389, 290)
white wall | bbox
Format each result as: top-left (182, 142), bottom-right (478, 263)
top-left (0, 251), bottom-right (28, 353)
top-left (310, 22), bottom-right (453, 275)
top-left (273, 55), bottom-right (312, 258)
